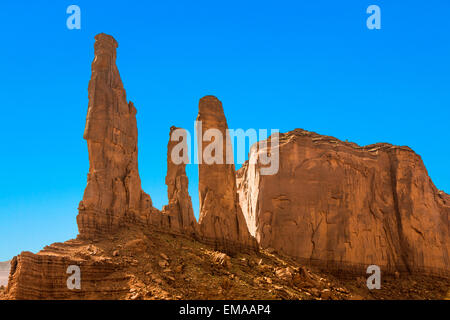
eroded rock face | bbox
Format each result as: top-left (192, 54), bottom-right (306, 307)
top-left (162, 126), bottom-right (198, 235)
top-left (237, 129), bottom-right (450, 276)
top-left (196, 96), bottom-right (257, 253)
top-left (5, 243), bottom-right (128, 300)
top-left (77, 33), bottom-right (151, 238)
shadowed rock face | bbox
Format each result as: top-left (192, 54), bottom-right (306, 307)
top-left (77, 33), bottom-right (152, 238)
top-left (237, 129), bottom-right (450, 276)
top-left (196, 96), bottom-right (258, 254)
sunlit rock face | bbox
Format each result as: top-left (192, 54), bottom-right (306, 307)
top-left (77, 33), bottom-right (152, 238)
top-left (196, 96), bottom-right (258, 254)
top-left (237, 129), bottom-right (450, 276)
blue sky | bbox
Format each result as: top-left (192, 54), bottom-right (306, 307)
top-left (0, 0), bottom-right (449, 261)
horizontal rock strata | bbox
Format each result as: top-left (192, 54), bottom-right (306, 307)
top-left (6, 242), bottom-right (128, 299)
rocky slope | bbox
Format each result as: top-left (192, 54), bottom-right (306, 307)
top-left (237, 129), bottom-right (450, 277)
top-left (1, 226), bottom-right (448, 300)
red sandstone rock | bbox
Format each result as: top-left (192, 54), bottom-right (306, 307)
top-left (5, 37), bottom-right (264, 300)
top-left (237, 129), bottom-right (450, 276)
top-left (77, 33), bottom-right (151, 238)
top-left (162, 126), bottom-right (198, 235)
top-left (4, 33), bottom-right (449, 301)
top-left (6, 242), bottom-right (129, 299)
top-left (196, 96), bottom-right (258, 253)
top-left (76, 34), bottom-right (202, 238)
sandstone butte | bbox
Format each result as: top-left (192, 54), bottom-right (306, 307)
top-left (2, 33), bottom-right (449, 300)
top-left (237, 129), bottom-right (450, 277)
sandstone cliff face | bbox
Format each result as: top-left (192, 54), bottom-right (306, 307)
top-left (77, 33), bottom-right (150, 238)
top-left (196, 96), bottom-right (257, 253)
top-left (237, 129), bottom-right (450, 276)
top-left (6, 243), bottom-right (128, 299)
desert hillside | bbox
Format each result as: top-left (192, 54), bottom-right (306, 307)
top-left (1, 226), bottom-right (448, 300)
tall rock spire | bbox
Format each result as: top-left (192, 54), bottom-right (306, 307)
top-left (77, 33), bottom-right (150, 238)
top-left (163, 126), bottom-right (198, 235)
top-left (196, 96), bottom-right (257, 253)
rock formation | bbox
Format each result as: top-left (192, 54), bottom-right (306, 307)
top-left (237, 129), bottom-right (450, 276)
top-left (162, 126), bottom-right (198, 236)
top-left (5, 35), bottom-right (264, 300)
top-left (77, 33), bottom-right (151, 238)
top-left (196, 96), bottom-right (258, 253)
top-left (4, 229), bottom-right (448, 300)
top-left (4, 33), bottom-right (449, 300)
top-left (6, 242), bottom-right (128, 299)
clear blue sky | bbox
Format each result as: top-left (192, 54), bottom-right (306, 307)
top-left (0, 0), bottom-right (449, 261)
